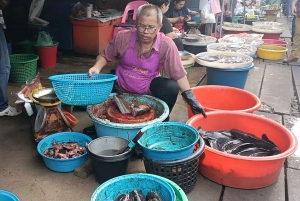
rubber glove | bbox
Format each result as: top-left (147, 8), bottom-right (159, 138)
top-left (182, 89), bottom-right (207, 117)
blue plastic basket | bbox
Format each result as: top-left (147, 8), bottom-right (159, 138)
top-left (90, 173), bottom-right (176, 201)
top-left (207, 63), bottom-right (254, 89)
top-left (37, 132), bottom-right (92, 172)
top-left (0, 190), bottom-right (20, 201)
top-left (48, 73), bottom-right (118, 106)
top-left (137, 122), bottom-right (200, 161)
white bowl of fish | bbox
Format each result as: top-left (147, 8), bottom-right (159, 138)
top-left (207, 43), bottom-right (257, 57)
top-left (195, 52), bottom-right (254, 69)
top-left (37, 132), bottom-right (92, 172)
top-left (179, 51), bottom-right (192, 60)
top-left (186, 111), bottom-right (298, 189)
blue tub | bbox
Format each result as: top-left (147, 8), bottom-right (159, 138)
top-left (206, 63), bottom-right (254, 89)
top-left (90, 173), bottom-right (176, 201)
top-left (87, 94), bottom-right (169, 141)
top-left (37, 132), bottom-right (92, 172)
top-left (0, 190), bottom-right (20, 201)
top-left (137, 122), bottom-right (200, 161)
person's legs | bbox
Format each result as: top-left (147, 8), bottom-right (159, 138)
top-left (284, 16), bottom-right (300, 62)
top-left (150, 77), bottom-right (179, 121)
top-left (292, 15), bottom-right (296, 43)
top-left (0, 26), bottom-right (10, 112)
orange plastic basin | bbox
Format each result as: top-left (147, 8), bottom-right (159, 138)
top-left (186, 111), bottom-right (298, 189)
top-left (185, 85), bottom-right (261, 118)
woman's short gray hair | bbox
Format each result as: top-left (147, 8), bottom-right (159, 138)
top-left (136, 4), bottom-right (163, 24)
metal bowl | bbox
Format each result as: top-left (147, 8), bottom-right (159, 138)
top-left (184, 36), bottom-right (199, 42)
top-left (187, 21), bottom-right (201, 28)
top-left (177, 33), bottom-right (186, 38)
top-left (179, 51), bottom-right (192, 60)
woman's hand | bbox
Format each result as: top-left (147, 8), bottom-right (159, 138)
top-left (88, 65), bottom-right (101, 77)
top-left (178, 16), bottom-right (185, 23)
top-left (292, 3), bottom-right (297, 15)
top-left (225, 10), bottom-right (231, 16)
top-left (184, 15), bottom-right (191, 22)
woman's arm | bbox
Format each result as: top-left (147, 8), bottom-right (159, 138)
top-left (168, 16), bottom-right (184, 24)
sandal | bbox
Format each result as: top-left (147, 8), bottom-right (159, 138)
top-left (0, 105), bottom-right (22, 117)
top-left (283, 56), bottom-right (299, 63)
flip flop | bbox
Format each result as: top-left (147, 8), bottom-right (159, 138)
top-left (0, 106), bottom-right (22, 117)
top-left (283, 57), bottom-right (299, 63)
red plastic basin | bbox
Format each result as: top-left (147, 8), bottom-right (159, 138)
top-left (254, 32), bottom-right (281, 40)
top-left (184, 85), bottom-right (261, 119)
top-left (263, 39), bottom-right (288, 47)
top-left (186, 111), bottom-right (298, 189)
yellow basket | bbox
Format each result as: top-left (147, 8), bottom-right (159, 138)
top-left (257, 45), bottom-right (287, 60)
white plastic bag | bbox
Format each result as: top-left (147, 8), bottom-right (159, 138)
top-left (201, 2), bottom-right (216, 24)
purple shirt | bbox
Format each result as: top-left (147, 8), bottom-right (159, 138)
top-left (101, 29), bottom-right (187, 81)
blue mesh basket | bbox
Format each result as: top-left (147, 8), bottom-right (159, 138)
top-left (48, 73), bottom-right (118, 106)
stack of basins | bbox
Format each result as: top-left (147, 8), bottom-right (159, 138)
top-left (251, 21), bottom-right (284, 40)
top-left (183, 86), bottom-right (297, 189)
top-left (136, 122), bottom-right (206, 194)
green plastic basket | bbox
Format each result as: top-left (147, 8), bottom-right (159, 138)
top-left (152, 175), bottom-right (188, 201)
top-left (9, 54), bottom-right (39, 83)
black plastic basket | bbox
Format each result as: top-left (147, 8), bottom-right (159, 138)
top-left (141, 138), bottom-right (205, 193)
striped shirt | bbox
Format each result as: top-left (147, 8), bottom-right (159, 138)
top-left (0, 10), bottom-right (6, 29)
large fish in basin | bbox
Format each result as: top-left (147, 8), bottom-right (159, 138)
top-left (198, 127), bottom-right (281, 157)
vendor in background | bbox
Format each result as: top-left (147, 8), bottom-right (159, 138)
top-left (164, 0), bottom-right (191, 32)
top-left (283, 0), bottom-right (300, 63)
top-left (0, 0), bottom-right (22, 117)
top-left (88, 4), bottom-right (206, 122)
top-left (148, 0), bottom-right (184, 51)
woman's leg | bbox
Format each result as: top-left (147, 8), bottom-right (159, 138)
top-left (284, 16), bottom-right (300, 62)
top-left (150, 77), bottom-right (179, 121)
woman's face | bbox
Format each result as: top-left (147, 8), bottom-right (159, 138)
top-left (160, 3), bottom-right (170, 14)
top-left (174, 0), bottom-right (185, 10)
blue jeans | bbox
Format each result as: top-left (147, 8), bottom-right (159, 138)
top-left (286, 0), bottom-right (293, 16)
top-left (0, 25), bottom-right (10, 112)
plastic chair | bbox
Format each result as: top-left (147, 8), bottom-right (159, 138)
top-left (113, 1), bottom-right (149, 37)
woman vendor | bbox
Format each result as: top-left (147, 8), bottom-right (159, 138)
top-left (149, 0), bottom-right (184, 50)
top-left (88, 4), bottom-right (206, 122)
top-left (164, 0), bottom-right (191, 32)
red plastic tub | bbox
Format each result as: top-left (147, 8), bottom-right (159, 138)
top-left (265, 9), bottom-right (276, 14)
top-left (184, 85), bottom-right (261, 119)
top-left (35, 42), bottom-right (59, 68)
top-left (254, 32), bottom-right (281, 40)
top-left (263, 39), bottom-right (288, 47)
top-left (186, 111), bottom-right (298, 189)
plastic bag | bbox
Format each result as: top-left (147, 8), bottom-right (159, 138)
top-left (36, 31), bottom-right (53, 47)
top-left (71, 2), bottom-right (87, 19)
top-left (201, 2), bottom-right (216, 24)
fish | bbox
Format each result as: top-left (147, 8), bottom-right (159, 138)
top-left (146, 191), bottom-right (162, 201)
top-left (43, 142), bottom-right (87, 159)
top-left (198, 127), bottom-right (281, 157)
top-left (129, 190), bottom-right (145, 201)
top-left (130, 104), bottom-right (151, 117)
top-left (115, 194), bottom-right (133, 201)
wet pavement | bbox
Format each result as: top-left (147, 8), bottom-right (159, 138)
top-left (1, 16), bottom-right (299, 201)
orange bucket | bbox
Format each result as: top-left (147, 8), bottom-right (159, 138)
top-left (184, 85), bottom-right (261, 119)
top-left (186, 111), bottom-right (298, 189)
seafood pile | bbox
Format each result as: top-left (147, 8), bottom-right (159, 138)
top-left (199, 128), bottom-right (280, 156)
top-left (115, 190), bottom-right (162, 201)
top-left (43, 142), bottom-right (87, 159)
top-left (252, 25), bottom-right (284, 33)
top-left (222, 22), bottom-right (252, 31)
top-left (196, 54), bottom-right (252, 63)
top-left (209, 44), bottom-right (257, 53)
top-left (252, 21), bottom-right (283, 27)
top-left (183, 34), bottom-right (217, 44)
top-left (219, 33), bottom-right (264, 46)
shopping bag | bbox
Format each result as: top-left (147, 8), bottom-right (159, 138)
top-left (36, 31), bottom-right (53, 47)
top-left (210, 0), bottom-right (222, 14)
top-left (201, 2), bottom-right (216, 24)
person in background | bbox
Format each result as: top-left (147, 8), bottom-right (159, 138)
top-left (283, 0), bottom-right (300, 63)
top-left (149, 0), bottom-right (184, 51)
top-left (0, 0), bottom-right (22, 117)
top-left (87, 4), bottom-right (206, 122)
top-left (286, 0), bottom-right (294, 18)
top-left (165, 0), bottom-right (191, 32)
